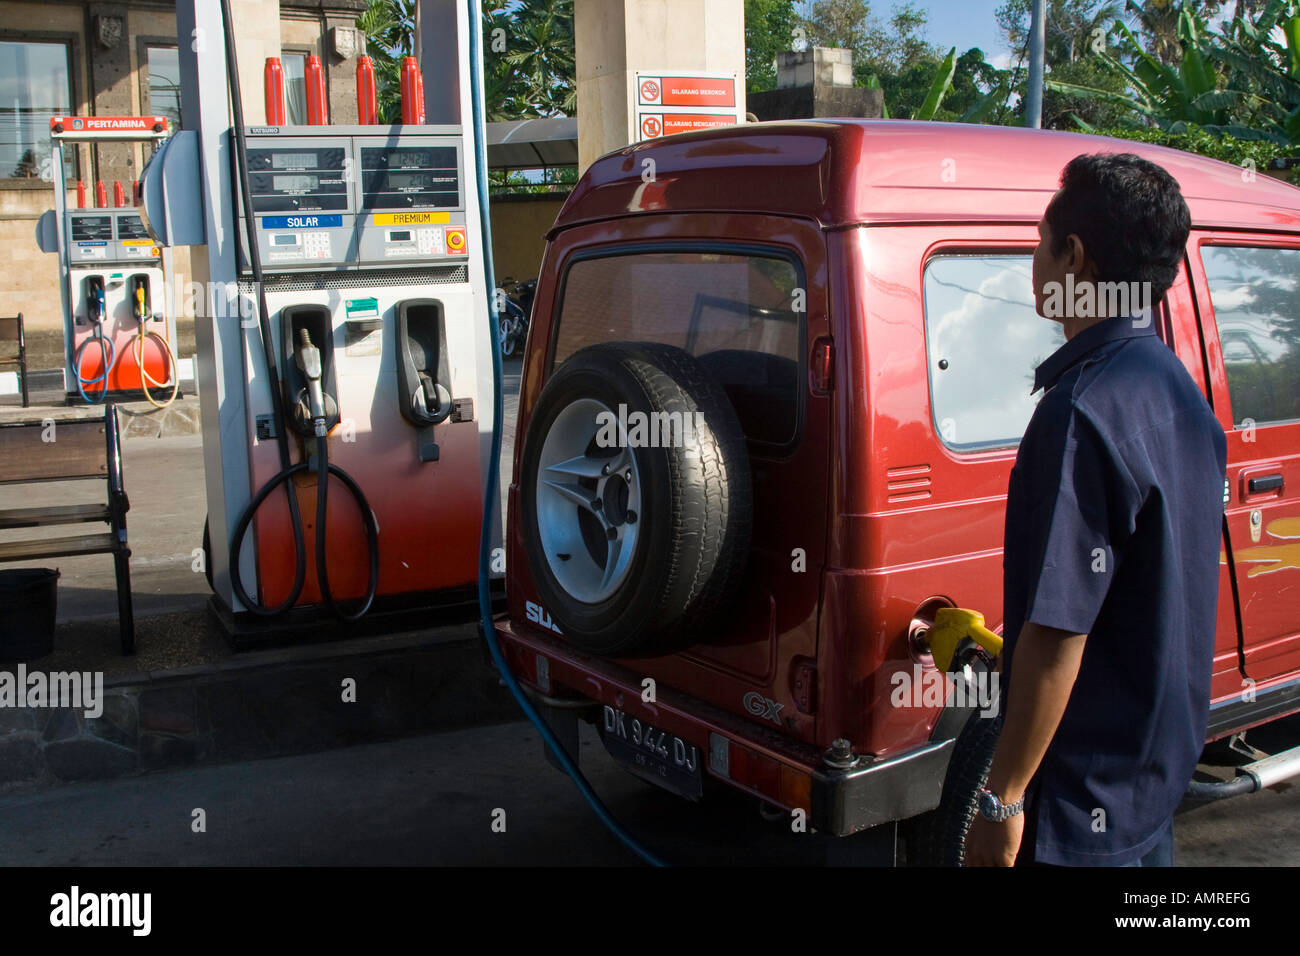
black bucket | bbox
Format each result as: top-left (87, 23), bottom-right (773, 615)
top-left (0, 568), bottom-right (60, 661)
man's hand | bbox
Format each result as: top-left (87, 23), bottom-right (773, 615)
top-left (964, 621), bottom-right (1087, 867)
top-left (964, 811), bottom-right (1024, 867)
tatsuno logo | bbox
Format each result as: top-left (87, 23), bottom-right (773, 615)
top-left (50, 886), bottom-right (151, 936)
top-left (743, 691), bottom-right (783, 723)
top-left (525, 600), bottom-right (563, 635)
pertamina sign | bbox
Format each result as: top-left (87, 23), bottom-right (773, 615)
top-left (632, 71), bottom-right (742, 143)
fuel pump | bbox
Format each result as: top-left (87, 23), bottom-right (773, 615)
top-left (141, 0), bottom-right (499, 642)
top-left (35, 117), bottom-right (180, 406)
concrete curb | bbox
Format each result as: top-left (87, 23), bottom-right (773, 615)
top-left (0, 628), bottom-right (521, 792)
top-left (0, 390), bottom-right (202, 439)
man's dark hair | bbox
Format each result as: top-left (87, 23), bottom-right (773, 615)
top-left (1044, 152), bottom-right (1191, 302)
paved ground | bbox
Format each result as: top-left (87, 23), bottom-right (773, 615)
top-left (0, 715), bottom-right (1297, 866)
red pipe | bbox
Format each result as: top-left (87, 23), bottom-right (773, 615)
top-left (264, 57), bottom-right (286, 125)
top-left (113, 180), bottom-right (125, 207)
top-left (400, 56), bottom-right (425, 125)
top-left (304, 55), bottom-right (328, 125)
top-left (76, 181), bottom-right (86, 209)
top-left (95, 181), bottom-right (107, 208)
top-left (356, 55), bottom-right (377, 125)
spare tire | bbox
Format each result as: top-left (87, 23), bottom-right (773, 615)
top-left (519, 342), bottom-right (752, 656)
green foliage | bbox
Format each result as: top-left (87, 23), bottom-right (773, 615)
top-left (487, 0), bottom-right (575, 118)
top-left (916, 46), bottom-right (958, 120)
top-left (357, 0), bottom-right (575, 122)
top-left (745, 0), bottom-right (801, 93)
top-left (488, 164), bottom-right (578, 195)
top-left (1046, 0), bottom-right (1300, 148)
top-left (1089, 122), bottom-right (1300, 182)
top-left (356, 0), bottom-right (416, 124)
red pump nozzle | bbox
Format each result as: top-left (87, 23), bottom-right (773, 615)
top-left (400, 56), bottom-right (425, 125)
top-left (76, 180), bottom-right (86, 209)
top-left (264, 57), bottom-right (286, 125)
top-left (95, 181), bottom-right (107, 208)
top-left (357, 55), bottom-right (378, 125)
top-left (305, 55), bottom-right (328, 125)
top-left (113, 180), bottom-right (125, 207)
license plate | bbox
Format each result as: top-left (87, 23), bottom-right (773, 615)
top-left (598, 706), bottom-right (703, 800)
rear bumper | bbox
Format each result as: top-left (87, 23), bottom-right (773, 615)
top-left (494, 615), bottom-right (953, 836)
top-left (809, 737), bottom-right (953, 834)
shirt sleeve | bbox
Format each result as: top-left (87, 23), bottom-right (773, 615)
top-left (1020, 408), bottom-right (1141, 636)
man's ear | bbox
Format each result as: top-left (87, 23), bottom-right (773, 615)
top-left (1065, 233), bottom-right (1093, 281)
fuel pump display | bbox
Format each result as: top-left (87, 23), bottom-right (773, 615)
top-left (35, 117), bottom-right (180, 406)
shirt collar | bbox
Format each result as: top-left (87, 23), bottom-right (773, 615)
top-left (1032, 315), bottom-right (1158, 394)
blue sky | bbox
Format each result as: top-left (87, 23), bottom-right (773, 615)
top-left (794, 1), bottom-right (1019, 67)
top-left (920, 0), bottom-right (1017, 65)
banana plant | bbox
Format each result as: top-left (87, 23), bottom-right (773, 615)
top-left (1048, 0), bottom-right (1300, 147)
top-left (1045, 7), bottom-right (1232, 130)
top-left (1205, 0), bottom-right (1300, 144)
top-left (865, 47), bottom-right (1006, 123)
top-left (915, 46), bottom-right (958, 120)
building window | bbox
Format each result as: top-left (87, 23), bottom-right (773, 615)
top-left (0, 39), bottom-right (72, 179)
top-left (282, 52), bottom-right (307, 125)
top-left (146, 45), bottom-right (182, 130)
top-left (923, 254), bottom-right (1065, 450)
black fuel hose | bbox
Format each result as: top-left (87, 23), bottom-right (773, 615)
top-left (217, 0), bottom-right (378, 622)
top-left (226, 436), bottom-right (379, 622)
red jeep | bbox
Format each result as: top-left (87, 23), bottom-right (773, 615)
top-left (492, 119), bottom-right (1300, 862)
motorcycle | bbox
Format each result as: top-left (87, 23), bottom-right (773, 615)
top-left (496, 277), bottom-right (536, 359)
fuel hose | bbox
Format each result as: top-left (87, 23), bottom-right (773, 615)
top-left (465, 0), bottom-right (666, 867)
top-left (217, 0), bottom-right (378, 623)
top-left (74, 287), bottom-right (115, 404)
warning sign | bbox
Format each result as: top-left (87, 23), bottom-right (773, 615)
top-left (638, 113), bottom-right (737, 138)
top-left (636, 76), bottom-right (736, 108)
top-left (631, 70), bottom-right (743, 144)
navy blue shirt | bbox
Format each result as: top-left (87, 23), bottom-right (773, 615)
top-left (1002, 315), bottom-right (1227, 866)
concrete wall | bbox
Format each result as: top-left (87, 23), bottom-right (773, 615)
top-left (489, 194), bottom-right (569, 285)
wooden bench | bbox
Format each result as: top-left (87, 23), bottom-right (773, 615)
top-left (0, 314), bottom-right (29, 408)
top-left (0, 404), bottom-right (134, 653)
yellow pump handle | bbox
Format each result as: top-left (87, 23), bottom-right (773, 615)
top-left (927, 607), bottom-right (1004, 672)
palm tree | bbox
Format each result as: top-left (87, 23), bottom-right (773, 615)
top-left (499, 0), bottom-right (575, 117)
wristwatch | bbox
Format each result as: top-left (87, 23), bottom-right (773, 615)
top-left (977, 787), bottom-right (1024, 822)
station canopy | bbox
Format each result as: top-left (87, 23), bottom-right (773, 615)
top-left (486, 117), bottom-right (577, 170)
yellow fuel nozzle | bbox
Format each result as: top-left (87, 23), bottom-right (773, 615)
top-left (926, 607), bottom-right (1003, 672)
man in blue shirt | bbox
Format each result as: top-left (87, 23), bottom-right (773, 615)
top-left (965, 153), bottom-right (1228, 866)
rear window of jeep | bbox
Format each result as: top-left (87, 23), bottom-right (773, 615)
top-left (923, 254), bottom-right (1065, 451)
top-left (552, 249), bottom-right (803, 448)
